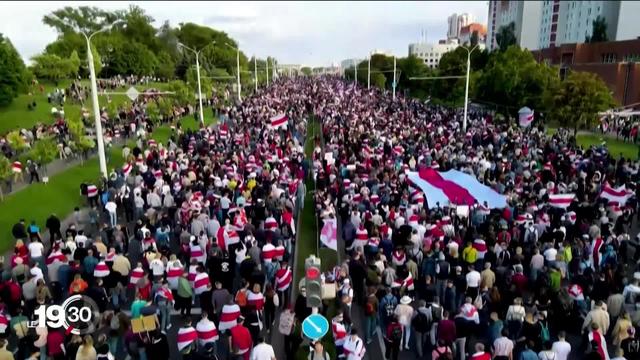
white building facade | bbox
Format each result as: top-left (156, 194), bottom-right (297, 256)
top-left (408, 41), bottom-right (459, 68)
top-left (487, 1), bottom-right (542, 51)
top-left (489, 0), bottom-right (640, 51)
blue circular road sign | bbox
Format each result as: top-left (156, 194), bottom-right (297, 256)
top-left (302, 314), bottom-right (329, 340)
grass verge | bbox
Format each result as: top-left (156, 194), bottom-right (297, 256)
top-left (546, 127), bottom-right (639, 160)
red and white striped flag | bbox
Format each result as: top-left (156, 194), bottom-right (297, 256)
top-left (122, 163), bottom-right (132, 177)
top-left (262, 243), bottom-right (276, 262)
top-left (46, 250), bottom-right (66, 265)
top-left (87, 185), bottom-right (98, 198)
top-left (193, 272), bottom-right (210, 295)
top-left (392, 273), bottom-right (415, 291)
top-left (166, 262), bottom-right (183, 290)
top-left (93, 261), bottom-right (110, 278)
top-left (548, 193), bottom-right (575, 208)
top-left (218, 304), bottom-right (241, 332)
top-left (269, 114), bottom-right (288, 130)
top-left (247, 291), bottom-right (265, 311)
top-left (275, 266), bottom-right (292, 292)
top-left (600, 183), bottom-right (633, 205)
top-left (196, 318), bottom-right (219, 345)
top-left (11, 161), bottom-right (22, 173)
top-left (129, 266), bottom-right (145, 288)
top-left (177, 326), bottom-right (197, 351)
top-left (320, 218), bottom-right (338, 251)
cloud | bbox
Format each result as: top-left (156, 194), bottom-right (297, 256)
top-left (0, 1), bottom-right (488, 67)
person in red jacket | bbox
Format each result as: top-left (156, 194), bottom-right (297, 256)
top-left (437, 311), bottom-right (457, 347)
top-left (469, 343), bottom-right (491, 360)
top-left (385, 316), bottom-right (402, 360)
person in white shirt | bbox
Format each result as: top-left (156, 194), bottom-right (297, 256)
top-left (74, 231), bottom-right (88, 248)
top-left (150, 254), bottom-right (165, 278)
top-left (28, 240), bottom-right (44, 260)
top-left (543, 246), bottom-right (558, 266)
top-left (465, 266), bottom-right (481, 299)
top-left (343, 328), bottom-right (365, 360)
top-left (105, 201), bottom-right (117, 227)
top-left (250, 337), bottom-right (276, 360)
top-left (493, 328), bottom-right (514, 359)
top-left (552, 331), bottom-right (572, 360)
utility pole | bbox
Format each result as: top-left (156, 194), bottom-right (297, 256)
top-left (367, 52), bottom-right (371, 89)
top-left (463, 44), bottom-right (479, 132)
top-left (254, 56), bottom-right (258, 92)
top-left (354, 59), bottom-right (357, 85)
top-left (266, 58), bottom-right (269, 87)
top-left (392, 56), bottom-right (397, 101)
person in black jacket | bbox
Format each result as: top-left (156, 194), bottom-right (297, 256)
top-left (145, 329), bottom-right (170, 360)
top-left (12, 219), bottom-right (27, 240)
top-left (46, 214), bottom-right (62, 241)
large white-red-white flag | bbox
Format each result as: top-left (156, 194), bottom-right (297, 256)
top-left (600, 183), bottom-right (633, 205)
top-left (548, 193), bottom-right (576, 208)
top-left (269, 114), bottom-right (288, 130)
top-left (320, 218), bottom-right (337, 251)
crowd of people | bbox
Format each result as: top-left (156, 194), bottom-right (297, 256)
top-left (2, 74), bottom-right (640, 360)
top-left (308, 79), bottom-right (640, 360)
top-left (1, 76), bottom-right (319, 360)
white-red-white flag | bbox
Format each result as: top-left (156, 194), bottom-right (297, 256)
top-left (600, 183), bottom-right (633, 205)
top-left (320, 218), bottom-right (337, 251)
top-left (269, 114), bottom-right (288, 130)
top-left (548, 193), bottom-right (575, 208)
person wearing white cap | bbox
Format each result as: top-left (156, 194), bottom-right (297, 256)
top-left (394, 296), bottom-right (414, 350)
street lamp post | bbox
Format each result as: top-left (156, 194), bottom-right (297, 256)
top-left (462, 44), bottom-right (479, 132)
top-left (367, 52), bottom-right (371, 89)
top-left (254, 56), bottom-right (258, 92)
top-left (178, 41), bottom-right (215, 125)
top-left (75, 20), bottom-right (124, 178)
top-left (392, 56), bottom-right (397, 101)
top-left (225, 43), bottom-right (242, 102)
top-left (354, 59), bottom-right (357, 85)
top-left (266, 59), bottom-right (269, 87)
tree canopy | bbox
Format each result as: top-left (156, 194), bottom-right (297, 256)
top-left (37, 6), bottom-right (261, 82)
top-left (544, 70), bottom-right (615, 133)
top-left (586, 16), bottom-right (608, 43)
top-left (0, 34), bottom-right (29, 107)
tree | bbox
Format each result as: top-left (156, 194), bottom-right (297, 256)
top-left (103, 41), bottom-right (157, 76)
top-left (30, 54), bottom-right (77, 83)
top-left (0, 34), bottom-right (28, 107)
top-left (145, 101), bottom-right (161, 124)
top-left (67, 116), bottom-right (94, 162)
top-left (496, 22), bottom-right (517, 52)
top-left (68, 50), bottom-right (81, 77)
top-left (6, 131), bottom-right (27, 152)
top-left (430, 47), bottom-right (487, 105)
top-left (396, 55), bottom-right (432, 99)
top-left (0, 155), bottom-right (11, 201)
top-left (301, 67), bottom-right (312, 76)
top-left (586, 16), bottom-right (608, 43)
top-left (167, 80), bottom-right (191, 107)
top-left (42, 6), bottom-right (121, 35)
top-left (544, 70), bottom-right (615, 134)
top-left (30, 137), bottom-right (58, 174)
top-left (475, 46), bottom-right (559, 116)
top-left (155, 52), bottom-right (175, 80)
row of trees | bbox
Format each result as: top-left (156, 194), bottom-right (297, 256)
top-left (346, 43), bottom-right (614, 132)
top-left (32, 6), bottom-right (275, 86)
top-left (0, 34), bottom-right (30, 106)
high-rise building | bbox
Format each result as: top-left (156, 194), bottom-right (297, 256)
top-left (447, 13), bottom-right (473, 41)
top-left (486, 1), bottom-right (543, 51)
top-left (488, 1), bottom-right (640, 51)
top-left (539, 1), bottom-right (640, 49)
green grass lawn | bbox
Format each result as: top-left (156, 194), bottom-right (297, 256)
top-left (546, 127), bottom-right (639, 160)
top-left (0, 117), bottom-right (196, 253)
top-left (0, 146), bottom-right (124, 252)
top-left (0, 80), bottom-right (186, 134)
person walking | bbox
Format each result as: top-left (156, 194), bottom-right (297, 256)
top-left (385, 316), bottom-right (403, 360)
top-left (394, 296), bottom-right (413, 351)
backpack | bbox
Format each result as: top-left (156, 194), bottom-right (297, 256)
top-left (384, 301), bottom-right (396, 318)
top-left (540, 321), bottom-right (550, 343)
top-left (390, 325), bottom-right (403, 342)
top-left (434, 347), bottom-right (453, 360)
top-left (412, 312), bottom-right (430, 333)
top-left (235, 289), bottom-right (248, 307)
top-left (365, 302), bottom-right (375, 316)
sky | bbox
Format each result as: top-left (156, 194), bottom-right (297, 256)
top-left (0, 1), bottom-right (488, 67)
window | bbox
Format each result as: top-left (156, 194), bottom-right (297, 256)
top-left (601, 53), bottom-right (617, 63)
